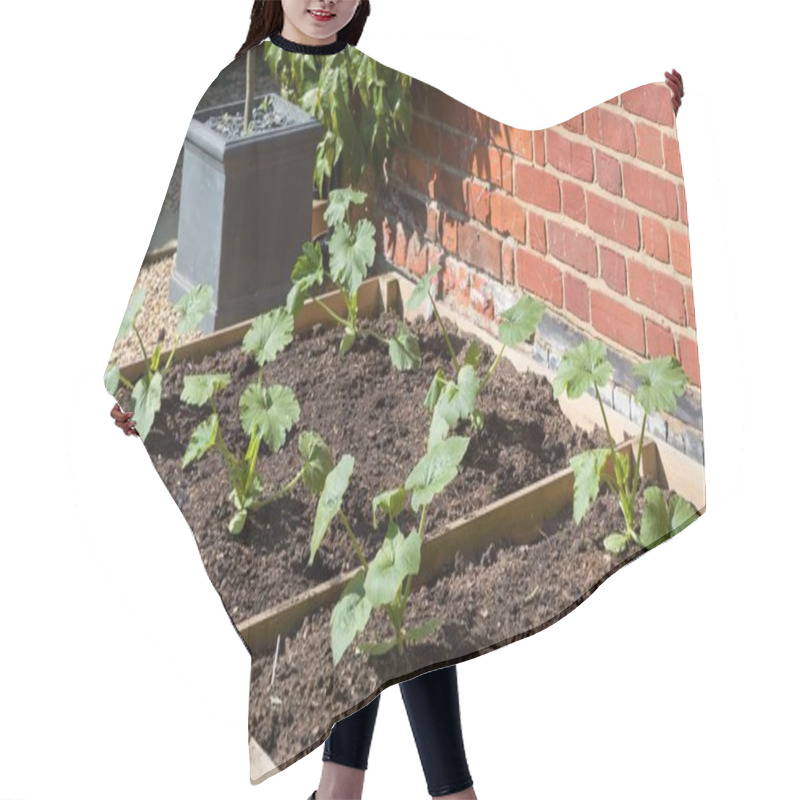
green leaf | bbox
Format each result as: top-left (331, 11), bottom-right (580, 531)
top-left (174, 284), bottom-right (213, 336)
top-left (310, 454), bottom-right (355, 566)
top-left (241, 307), bottom-right (295, 367)
top-left (570, 448), bottom-right (612, 523)
top-left (285, 281), bottom-right (308, 317)
top-left (180, 373), bottom-right (231, 406)
top-left (498, 294), bottom-right (545, 346)
top-left (388, 322), bottom-right (421, 371)
top-left (428, 365), bottom-right (479, 449)
top-left (239, 383), bottom-right (300, 453)
top-left (372, 487), bottom-right (407, 528)
top-left (405, 618), bottom-right (441, 642)
top-left (633, 356), bottom-right (689, 416)
top-left (553, 340), bottom-right (612, 399)
top-left (364, 524), bottom-right (421, 607)
top-left (463, 339), bottom-right (483, 369)
top-left (406, 264), bottom-right (441, 311)
top-left (340, 325), bottom-right (357, 355)
top-left (229, 509), bottom-right (248, 535)
top-left (182, 413), bottom-right (219, 469)
top-left (324, 186), bottom-right (367, 228)
top-left (104, 362), bottom-right (120, 395)
top-left (289, 240), bottom-right (325, 296)
top-left (299, 430), bottom-right (334, 495)
top-left (329, 218), bottom-right (376, 296)
top-left (405, 436), bottom-right (471, 512)
top-left (356, 638), bottom-right (396, 657)
top-left (130, 371), bottom-right (163, 442)
top-left (668, 494), bottom-right (698, 537)
top-left (604, 532), bottom-right (629, 554)
top-left (640, 486), bottom-right (670, 549)
top-left (115, 286), bottom-right (146, 343)
top-left (331, 569), bottom-right (372, 666)
top-left (423, 368), bottom-right (444, 412)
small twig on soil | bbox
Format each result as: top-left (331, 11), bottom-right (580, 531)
top-left (270, 633), bottom-right (281, 688)
top-left (523, 585), bottom-right (540, 606)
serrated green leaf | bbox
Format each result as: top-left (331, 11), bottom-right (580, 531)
top-left (182, 413), bottom-right (218, 469)
top-left (174, 283), bottom-right (213, 336)
top-left (571, 448), bottom-right (612, 523)
top-left (364, 523), bottom-right (421, 607)
top-left (406, 264), bottom-right (442, 311)
top-left (115, 286), bottom-right (146, 343)
top-left (324, 186), bottom-right (367, 228)
top-left (388, 322), bottom-right (421, 371)
top-left (239, 383), bottom-right (300, 453)
top-left (331, 569), bottom-right (372, 666)
top-left (405, 618), bottom-right (441, 642)
top-left (299, 430), bottom-right (334, 495)
top-left (130, 371), bottom-right (163, 441)
top-left (604, 532), bottom-right (629, 553)
top-left (405, 436), bottom-right (471, 512)
top-left (355, 638), bottom-right (396, 657)
top-left (104, 362), bottom-right (120, 395)
top-left (310, 454), bottom-right (355, 566)
top-left (372, 487), bottom-right (407, 528)
top-left (668, 494), bottom-right (698, 537)
top-left (633, 356), bottom-right (689, 416)
top-left (424, 368), bottom-right (444, 412)
top-left (286, 281), bottom-right (308, 317)
top-left (427, 365), bottom-right (479, 449)
top-left (640, 486), bottom-right (670, 548)
top-left (553, 340), bottom-right (612, 399)
top-left (463, 339), bottom-right (483, 369)
top-left (241, 307), bottom-right (295, 367)
top-left (498, 294), bottom-right (545, 346)
top-left (329, 218), bottom-right (376, 296)
top-left (180, 373), bottom-right (232, 406)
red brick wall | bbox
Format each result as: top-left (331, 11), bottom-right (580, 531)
top-left (379, 80), bottom-right (700, 388)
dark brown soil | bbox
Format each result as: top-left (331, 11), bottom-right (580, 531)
top-left (249, 483), bottom-right (669, 775)
top-left (115, 309), bottom-right (606, 624)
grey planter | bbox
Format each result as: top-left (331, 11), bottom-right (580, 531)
top-left (169, 93), bottom-right (324, 332)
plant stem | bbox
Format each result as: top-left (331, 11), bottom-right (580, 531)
top-left (311, 295), bottom-right (350, 328)
top-left (430, 297), bottom-right (459, 375)
top-left (132, 323), bottom-right (149, 364)
top-left (338, 509), bottom-right (369, 570)
top-left (163, 341), bottom-right (177, 373)
top-left (118, 375), bottom-right (135, 390)
top-left (631, 413), bottom-right (647, 499)
top-left (478, 344), bottom-right (506, 394)
top-left (361, 327), bottom-right (391, 346)
top-left (594, 381), bottom-right (616, 449)
top-left (251, 466), bottom-right (304, 509)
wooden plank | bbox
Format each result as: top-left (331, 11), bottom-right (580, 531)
top-left (249, 737), bottom-right (278, 784)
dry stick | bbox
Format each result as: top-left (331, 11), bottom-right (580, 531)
top-left (270, 633), bottom-right (281, 689)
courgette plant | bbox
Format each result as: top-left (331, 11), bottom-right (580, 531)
top-left (553, 341), bottom-right (699, 553)
top-left (301, 430), bottom-right (471, 666)
top-left (286, 187), bottom-right (421, 371)
top-left (409, 265), bottom-right (546, 447)
top-left (179, 306), bottom-right (301, 534)
top-left (104, 283), bottom-right (213, 441)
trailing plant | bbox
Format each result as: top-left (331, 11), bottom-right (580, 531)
top-left (179, 306), bottom-right (301, 534)
top-left (303, 431), bottom-right (471, 666)
top-left (286, 186), bottom-right (421, 371)
top-left (263, 43), bottom-right (413, 197)
top-left (553, 341), bottom-right (699, 553)
top-left (104, 283), bottom-right (213, 441)
top-left (408, 266), bottom-right (545, 446)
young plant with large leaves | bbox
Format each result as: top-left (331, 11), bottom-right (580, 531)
top-left (286, 187), bottom-right (420, 371)
top-left (553, 341), bottom-right (699, 553)
top-left (104, 283), bottom-right (213, 441)
top-left (179, 307), bottom-right (301, 534)
top-left (303, 431), bottom-right (471, 666)
top-left (413, 275), bottom-right (545, 447)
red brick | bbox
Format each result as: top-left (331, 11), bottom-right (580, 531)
top-left (621, 84), bottom-right (673, 126)
top-left (442, 211), bottom-right (458, 253)
top-left (600, 246), bottom-right (627, 294)
top-left (565, 273), bottom-right (590, 321)
top-left (645, 318), bottom-right (676, 357)
top-left (678, 335), bottom-right (701, 386)
top-left (502, 238), bottom-right (515, 284)
top-left (470, 144), bottom-right (492, 182)
top-left (586, 191), bottom-right (640, 250)
top-left (490, 191), bottom-right (526, 242)
top-left (605, 96), bottom-right (619, 105)
top-left (407, 232), bottom-right (428, 277)
top-left (635, 121), bottom-right (664, 167)
top-left (501, 151), bottom-right (514, 193)
top-left (516, 162), bottom-right (561, 212)
top-left (445, 258), bottom-right (471, 308)
top-left (685, 286), bottom-right (696, 329)
top-left (467, 180), bottom-right (491, 226)
top-left (678, 183), bottom-right (688, 226)
top-left (381, 216), bottom-right (395, 262)
top-left (390, 149), bottom-right (409, 183)
top-left (545, 128), bottom-right (594, 182)
top-left (547, 220), bottom-right (598, 275)
top-left (561, 112), bottom-right (584, 134)
top-left (629, 259), bottom-right (686, 324)
top-left (457, 220), bottom-right (503, 280)
top-left (411, 82), bottom-right (428, 114)
top-left (411, 118), bottom-right (440, 159)
top-left (643, 216), bottom-right (670, 263)
top-left (394, 221), bottom-right (408, 267)
top-left (517, 249), bottom-right (563, 307)
top-left (590, 292), bottom-right (645, 354)
top-left (430, 166), bottom-right (467, 212)
top-left (509, 128), bottom-right (533, 160)
top-left (490, 121), bottom-right (523, 154)
top-left (428, 88), bottom-right (469, 129)
top-left (527, 210), bottom-right (547, 253)
top-left (585, 106), bottom-right (636, 155)
top-left (405, 152), bottom-right (429, 195)
top-left (533, 129), bottom-right (546, 166)
top-left (669, 227), bottom-right (692, 276)
top-left (467, 108), bottom-right (489, 139)
top-left (596, 150), bottom-right (622, 196)
top-left (483, 145), bottom-right (503, 187)
top-left (426, 204), bottom-right (439, 240)
top-left (622, 161), bottom-right (679, 219)
top-left (470, 270), bottom-right (494, 316)
top-left (663, 133), bottom-right (683, 177)
top-left (440, 128), bottom-right (474, 171)
top-left (428, 242), bottom-right (444, 274)
top-left (562, 181), bottom-right (586, 223)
